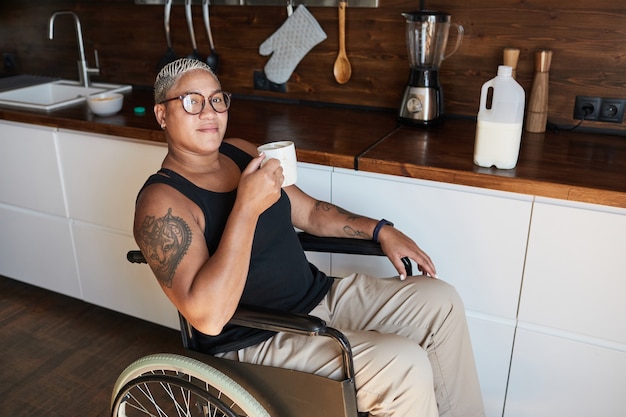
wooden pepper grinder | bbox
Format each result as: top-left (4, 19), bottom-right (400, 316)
top-left (503, 47), bottom-right (520, 79)
top-left (526, 49), bottom-right (553, 133)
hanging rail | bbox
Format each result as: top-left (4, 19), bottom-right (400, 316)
top-left (135, 0), bottom-right (378, 8)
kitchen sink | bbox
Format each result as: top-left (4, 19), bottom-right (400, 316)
top-left (0, 79), bottom-right (132, 111)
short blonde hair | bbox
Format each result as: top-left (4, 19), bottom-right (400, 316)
top-left (154, 58), bottom-right (220, 104)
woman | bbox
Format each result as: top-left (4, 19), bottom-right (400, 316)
top-left (134, 58), bottom-right (485, 417)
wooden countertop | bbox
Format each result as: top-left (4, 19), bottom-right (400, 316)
top-left (1, 88), bottom-right (625, 208)
top-left (360, 120), bottom-right (626, 208)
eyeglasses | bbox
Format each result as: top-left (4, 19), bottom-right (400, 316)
top-left (160, 91), bottom-right (231, 115)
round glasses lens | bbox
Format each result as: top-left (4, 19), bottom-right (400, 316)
top-left (182, 94), bottom-right (205, 115)
top-left (210, 92), bottom-right (230, 113)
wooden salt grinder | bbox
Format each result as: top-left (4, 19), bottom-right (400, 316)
top-left (526, 49), bottom-right (553, 133)
top-left (503, 47), bottom-right (520, 79)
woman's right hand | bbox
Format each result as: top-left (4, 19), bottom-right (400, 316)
top-left (237, 153), bottom-right (284, 215)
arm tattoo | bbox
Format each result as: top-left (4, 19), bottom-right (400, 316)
top-left (137, 208), bottom-right (192, 288)
top-left (314, 201), bottom-right (370, 239)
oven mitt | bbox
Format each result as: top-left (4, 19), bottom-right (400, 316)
top-left (259, 5), bottom-right (327, 84)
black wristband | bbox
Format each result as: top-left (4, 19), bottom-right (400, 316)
top-left (372, 219), bottom-right (394, 243)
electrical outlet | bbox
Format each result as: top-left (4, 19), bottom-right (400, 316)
top-left (253, 70), bottom-right (287, 93)
top-left (599, 99), bottom-right (626, 123)
top-left (573, 96), bottom-right (601, 121)
top-left (573, 95), bottom-right (626, 123)
top-left (2, 52), bottom-right (16, 71)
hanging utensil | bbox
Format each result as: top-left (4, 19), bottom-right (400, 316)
top-left (202, 0), bottom-right (219, 72)
top-left (185, 0), bottom-right (202, 60)
top-left (157, 0), bottom-right (177, 71)
top-left (333, 0), bottom-right (351, 84)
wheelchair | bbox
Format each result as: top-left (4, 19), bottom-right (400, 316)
top-left (111, 233), bottom-right (412, 417)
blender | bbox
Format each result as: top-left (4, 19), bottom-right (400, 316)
top-left (398, 11), bottom-right (463, 126)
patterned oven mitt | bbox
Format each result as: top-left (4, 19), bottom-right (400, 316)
top-left (259, 5), bottom-right (327, 84)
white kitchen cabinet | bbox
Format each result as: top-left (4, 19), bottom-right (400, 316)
top-left (297, 162), bottom-right (333, 273)
top-left (0, 120), bottom-right (66, 216)
top-left (520, 199), bottom-right (626, 344)
top-left (0, 121), bottom-right (79, 296)
top-left (55, 130), bottom-right (173, 325)
top-left (56, 129), bottom-right (168, 233)
top-left (330, 168), bottom-right (533, 417)
top-left (508, 198), bottom-right (626, 416)
top-left (467, 315), bottom-right (516, 417)
top-left (330, 168), bottom-right (532, 319)
top-left (72, 222), bottom-right (179, 329)
top-left (296, 162), bottom-right (332, 205)
top-left (0, 204), bottom-right (80, 297)
top-left (506, 329), bottom-right (626, 417)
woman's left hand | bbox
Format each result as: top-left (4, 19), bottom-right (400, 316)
top-left (377, 225), bottom-right (437, 279)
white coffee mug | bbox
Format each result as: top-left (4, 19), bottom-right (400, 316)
top-left (257, 140), bottom-right (298, 187)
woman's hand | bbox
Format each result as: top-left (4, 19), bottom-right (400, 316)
top-left (236, 153), bottom-right (284, 217)
top-left (377, 225), bottom-right (438, 279)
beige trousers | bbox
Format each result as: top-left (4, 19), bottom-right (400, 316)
top-left (219, 274), bottom-right (485, 417)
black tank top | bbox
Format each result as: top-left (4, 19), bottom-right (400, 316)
top-left (138, 141), bottom-right (332, 353)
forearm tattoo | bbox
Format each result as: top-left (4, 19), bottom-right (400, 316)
top-left (314, 201), bottom-right (370, 238)
top-left (137, 208), bottom-right (192, 288)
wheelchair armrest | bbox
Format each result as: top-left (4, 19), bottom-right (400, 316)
top-left (127, 250), bottom-right (147, 264)
top-left (231, 305), bottom-right (355, 380)
top-left (298, 232), bottom-right (412, 276)
top-left (128, 232), bottom-right (387, 264)
top-left (231, 304), bottom-right (326, 336)
top-left (297, 232), bottom-right (385, 256)
top-left (126, 233), bottom-right (383, 264)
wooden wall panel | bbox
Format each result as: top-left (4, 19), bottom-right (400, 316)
top-left (1, 0), bottom-right (626, 132)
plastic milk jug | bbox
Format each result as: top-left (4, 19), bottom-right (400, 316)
top-left (473, 65), bottom-right (526, 169)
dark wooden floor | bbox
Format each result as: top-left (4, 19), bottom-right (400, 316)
top-left (0, 275), bottom-right (188, 416)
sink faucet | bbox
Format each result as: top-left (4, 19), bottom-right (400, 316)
top-left (48, 11), bottom-right (100, 88)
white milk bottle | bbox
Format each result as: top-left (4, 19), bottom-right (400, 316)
top-left (474, 65), bottom-right (526, 169)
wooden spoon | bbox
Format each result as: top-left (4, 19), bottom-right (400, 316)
top-left (333, 1), bottom-right (351, 84)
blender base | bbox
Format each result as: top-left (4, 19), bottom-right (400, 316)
top-left (397, 84), bottom-right (444, 127)
top-left (398, 115), bottom-right (445, 127)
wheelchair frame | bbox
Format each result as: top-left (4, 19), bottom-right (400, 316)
top-left (111, 233), bottom-right (412, 417)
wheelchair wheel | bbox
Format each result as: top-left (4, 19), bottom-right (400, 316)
top-left (111, 353), bottom-right (270, 417)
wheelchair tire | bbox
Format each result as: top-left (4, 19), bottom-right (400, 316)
top-left (111, 353), bottom-right (270, 417)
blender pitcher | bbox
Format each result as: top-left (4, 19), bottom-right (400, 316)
top-left (398, 11), bottom-right (464, 126)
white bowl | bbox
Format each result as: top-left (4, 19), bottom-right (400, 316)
top-left (87, 93), bottom-right (124, 116)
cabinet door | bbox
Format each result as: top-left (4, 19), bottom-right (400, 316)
top-left (0, 121), bottom-right (66, 216)
top-left (0, 205), bottom-right (80, 298)
top-left (56, 130), bottom-right (167, 233)
top-left (331, 169), bottom-right (532, 319)
top-left (506, 329), bottom-right (626, 417)
top-left (520, 200), bottom-right (626, 344)
top-left (73, 222), bottom-right (179, 329)
top-left (467, 316), bottom-right (516, 417)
